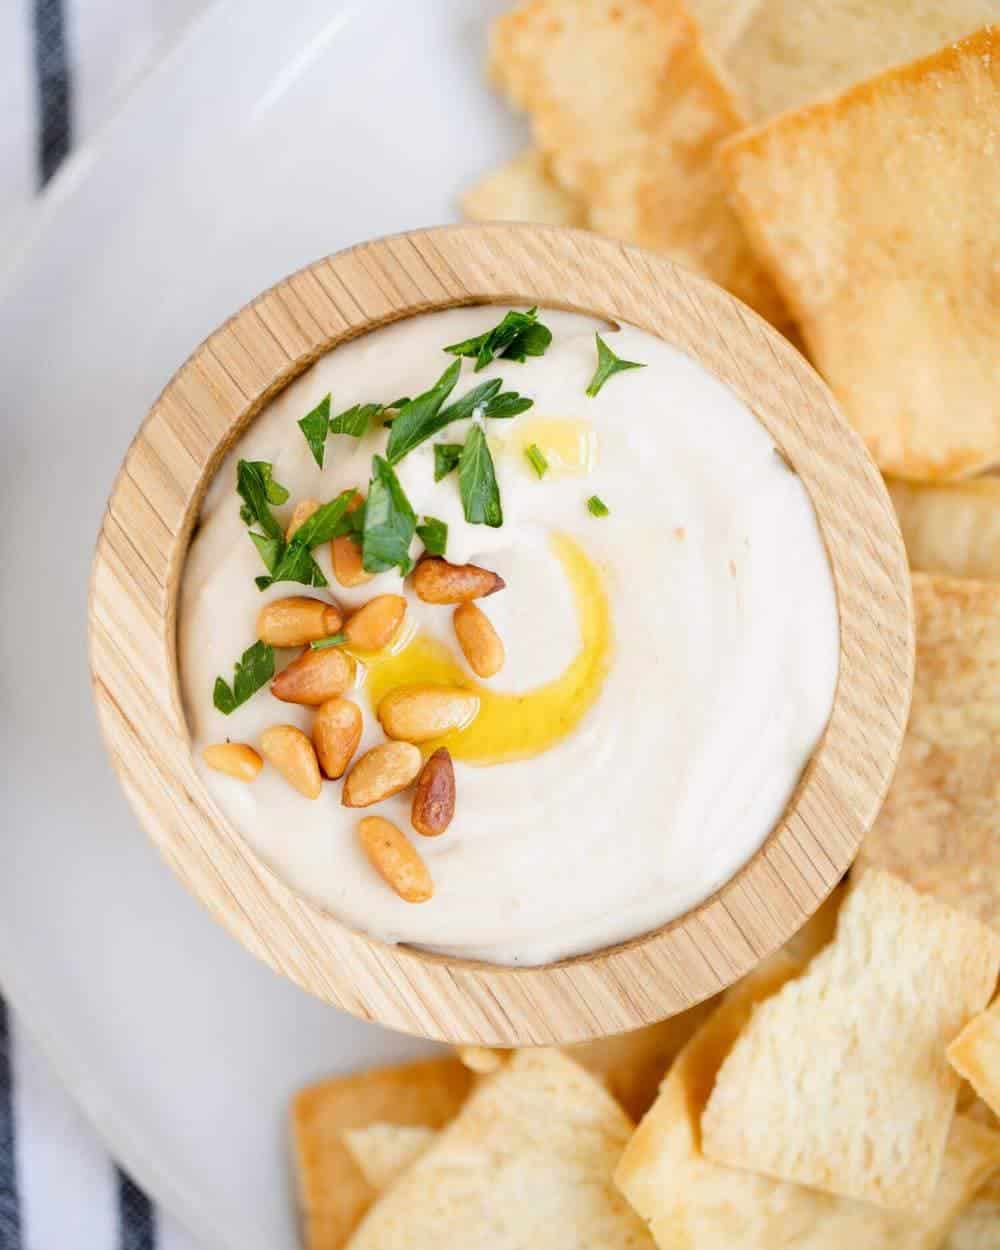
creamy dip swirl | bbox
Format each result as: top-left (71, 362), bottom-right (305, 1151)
top-left (181, 307), bottom-right (838, 965)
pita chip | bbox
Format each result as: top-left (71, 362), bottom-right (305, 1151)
top-left (721, 27), bottom-right (1000, 480)
top-left (346, 1048), bottom-right (654, 1249)
top-left (856, 574), bottom-right (1000, 930)
top-left (616, 953), bottom-right (1000, 1248)
top-left (701, 870), bottom-right (1000, 1208)
top-left (290, 1057), bottom-right (473, 1250)
top-left (489, 0), bottom-right (784, 320)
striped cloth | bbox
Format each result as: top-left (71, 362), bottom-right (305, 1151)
top-left (2, 9), bottom-right (209, 1248)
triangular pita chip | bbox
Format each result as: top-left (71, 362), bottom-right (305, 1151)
top-left (700, 870), bottom-right (1000, 1208)
top-left (856, 574), bottom-right (1000, 930)
top-left (616, 952), bottom-right (1000, 1248)
top-left (721, 27), bottom-right (1000, 479)
top-left (346, 1048), bottom-right (654, 1249)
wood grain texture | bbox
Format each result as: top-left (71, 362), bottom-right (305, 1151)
top-left (87, 224), bottom-right (914, 1044)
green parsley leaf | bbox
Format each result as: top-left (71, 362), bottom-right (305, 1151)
top-left (256, 541), bottom-right (326, 592)
top-left (329, 402), bottom-right (383, 437)
top-left (482, 391), bottom-right (533, 419)
top-left (416, 516), bottom-right (448, 556)
top-left (384, 361), bottom-right (462, 464)
top-left (213, 640), bottom-right (274, 715)
top-left (362, 455), bottom-right (417, 574)
top-left (587, 494), bottom-right (610, 517)
top-left (298, 395), bottom-right (331, 467)
top-left (252, 489), bottom-right (355, 590)
top-left (309, 633), bottom-right (348, 651)
top-left (287, 489), bottom-right (356, 547)
top-left (586, 333), bottom-right (646, 397)
top-left (434, 443), bottom-right (463, 482)
top-left (444, 308), bottom-right (553, 372)
top-left (525, 444), bottom-right (549, 479)
top-left (236, 460), bottom-right (286, 540)
top-left (387, 396), bottom-right (410, 410)
top-left (459, 425), bottom-right (503, 528)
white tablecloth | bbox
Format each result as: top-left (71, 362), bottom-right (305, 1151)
top-left (1, 6), bottom-right (210, 1246)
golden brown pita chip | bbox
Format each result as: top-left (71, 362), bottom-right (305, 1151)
top-left (856, 574), bottom-right (1000, 930)
top-left (688, 0), bottom-right (1000, 121)
top-left (888, 478), bottom-right (1000, 580)
top-left (342, 1123), bottom-right (437, 1191)
top-left (290, 1057), bottom-right (473, 1250)
top-left (617, 953), bottom-right (1000, 1248)
top-left (346, 1049), bottom-right (654, 1249)
top-left (949, 1000), bottom-right (1000, 1121)
top-left (701, 870), bottom-right (1000, 1208)
top-left (461, 149), bottom-right (585, 226)
top-left (489, 0), bottom-right (784, 320)
top-left (721, 27), bottom-right (1000, 480)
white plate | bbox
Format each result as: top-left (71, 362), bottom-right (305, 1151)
top-left (0, 2), bottom-right (522, 1246)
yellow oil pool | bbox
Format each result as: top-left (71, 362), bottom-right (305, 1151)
top-left (495, 416), bottom-right (598, 478)
top-left (362, 533), bottom-right (612, 765)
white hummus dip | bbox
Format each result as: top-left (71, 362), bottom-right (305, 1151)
top-left (180, 307), bottom-right (838, 965)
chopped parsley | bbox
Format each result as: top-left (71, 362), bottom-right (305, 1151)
top-left (458, 425), bottom-right (503, 528)
top-left (213, 640), bottom-right (274, 714)
top-left (416, 516), bottom-right (448, 556)
top-left (298, 396), bottom-right (331, 468)
top-left (434, 443), bottom-right (463, 481)
top-left (524, 444), bottom-right (549, 479)
top-left (587, 494), bottom-right (610, 517)
top-left (361, 455), bottom-right (417, 574)
top-left (386, 368), bottom-right (532, 465)
top-left (309, 633), bottom-right (348, 651)
top-left (329, 402), bottom-right (383, 438)
top-left (482, 390), bottom-right (533, 419)
top-left (384, 361), bottom-right (461, 464)
top-left (586, 333), bottom-right (645, 397)
top-left (444, 307), bottom-right (552, 372)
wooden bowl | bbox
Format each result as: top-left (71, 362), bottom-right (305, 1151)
top-left (89, 224), bottom-right (913, 1045)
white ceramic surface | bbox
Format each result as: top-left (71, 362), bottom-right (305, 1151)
top-left (0, 1), bottom-right (520, 1246)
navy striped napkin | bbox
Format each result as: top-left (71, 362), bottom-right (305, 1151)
top-left (1, 6), bottom-right (206, 1248)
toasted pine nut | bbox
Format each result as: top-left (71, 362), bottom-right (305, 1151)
top-left (256, 596), bottom-right (343, 648)
top-left (272, 646), bottom-right (355, 706)
top-left (286, 498), bottom-right (320, 541)
top-left (411, 748), bottom-right (455, 837)
top-left (358, 816), bottom-right (433, 903)
top-left (453, 602), bottom-right (505, 678)
top-left (259, 725), bottom-right (322, 798)
top-left (342, 741), bottom-right (422, 808)
top-left (378, 685), bottom-right (479, 743)
top-left (412, 558), bottom-right (505, 604)
top-left (331, 536), bottom-right (374, 587)
top-left (313, 697), bottom-right (363, 779)
top-left (331, 492), bottom-right (374, 587)
top-left (202, 742), bottom-right (263, 782)
top-left (343, 595), bottom-right (407, 652)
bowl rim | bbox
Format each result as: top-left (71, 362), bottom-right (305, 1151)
top-left (88, 223), bottom-right (914, 1044)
